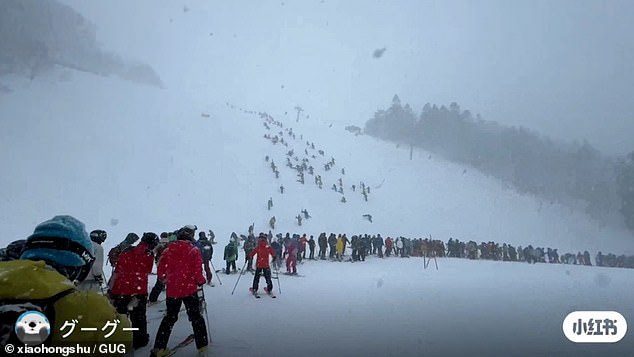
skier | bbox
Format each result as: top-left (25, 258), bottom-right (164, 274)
top-left (359, 235), bottom-right (369, 261)
top-left (268, 197), bottom-right (273, 210)
top-left (583, 251), bottom-right (592, 266)
top-left (280, 185), bottom-right (285, 194)
top-left (0, 215), bottom-right (132, 353)
top-left (336, 235), bottom-right (344, 261)
top-left (385, 237), bottom-right (393, 257)
top-left (106, 232), bottom-right (141, 294)
top-left (376, 234), bottom-right (384, 258)
top-left (248, 233), bottom-right (277, 295)
top-left (395, 237), bottom-right (404, 257)
top-left (149, 233), bottom-right (170, 303)
top-left (350, 235), bottom-right (359, 261)
top-left (207, 229), bottom-right (216, 244)
top-left (197, 232), bottom-right (214, 286)
top-left (327, 233), bottom-right (337, 259)
top-left (284, 237), bottom-right (299, 274)
top-left (244, 234), bottom-right (256, 271)
top-left (269, 216), bottom-right (276, 229)
top-left (509, 245), bottom-right (517, 261)
top-left (110, 232), bottom-right (158, 349)
top-left (224, 240), bottom-right (238, 274)
top-left (318, 233), bottom-right (328, 260)
top-left (596, 251), bottom-right (604, 267)
top-left (77, 229), bottom-right (106, 293)
top-left (298, 234), bottom-right (308, 261)
top-left (308, 235), bottom-right (316, 260)
top-left (271, 237), bottom-right (283, 270)
top-left (152, 226), bottom-right (208, 357)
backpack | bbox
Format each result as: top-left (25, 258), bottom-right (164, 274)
top-left (0, 260), bottom-right (76, 350)
top-left (0, 288), bottom-right (75, 349)
top-left (224, 244), bottom-right (237, 261)
top-left (198, 241), bottom-right (213, 261)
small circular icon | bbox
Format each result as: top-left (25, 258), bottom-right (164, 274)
top-left (14, 311), bottom-right (50, 346)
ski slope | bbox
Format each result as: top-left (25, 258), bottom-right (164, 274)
top-left (145, 254), bottom-right (634, 357)
top-left (1, 70), bottom-right (632, 256)
top-left (1, 66), bottom-right (633, 356)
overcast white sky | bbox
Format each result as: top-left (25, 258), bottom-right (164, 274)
top-left (60, 0), bottom-right (634, 155)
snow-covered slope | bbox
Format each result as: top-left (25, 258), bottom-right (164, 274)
top-left (144, 254), bottom-right (634, 357)
top-left (1, 70), bottom-right (632, 257)
top-left (1, 68), bottom-right (633, 356)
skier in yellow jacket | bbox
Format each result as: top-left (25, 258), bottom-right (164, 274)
top-left (0, 215), bottom-right (132, 354)
top-left (336, 235), bottom-right (345, 261)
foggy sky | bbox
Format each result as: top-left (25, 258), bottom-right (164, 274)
top-left (59, 0), bottom-right (634, 155)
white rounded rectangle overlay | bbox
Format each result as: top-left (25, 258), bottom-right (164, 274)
top-left (563, 311), bottom-right (627, 343)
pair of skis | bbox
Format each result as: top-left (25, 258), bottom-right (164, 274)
top-left (282, 272), bottom-right (305, 277)
top-left (151, 334), bottom-right (195, 357)
top-left (249, 287), bottom-right (276, 298)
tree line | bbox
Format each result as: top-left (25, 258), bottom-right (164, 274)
top-left (364, 95), bottom-right (634, 233)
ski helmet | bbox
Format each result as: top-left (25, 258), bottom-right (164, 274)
top-left (198, 231), bottom-right (207, 240)
top-left (90, 229), bottom-right (107, 244)
top-left (124, 232), bottom-right (140, 245)
top-left (4, 239), bottom-right (26, 261)
top-left (177, 226), bottom-right (195, 241)
top-left (141, 232), bottom-right (159, 248)
top-left (21, 215), bottom-right (95, 284)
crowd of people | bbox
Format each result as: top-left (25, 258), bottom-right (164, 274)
top-left (2, 106), bottom-right (631, 357)
top-left (1, 218), bottom-right (633, 357)
top-left (222, 231), bottom-right (634, 269)
top-left (0, 217), bottom-right (211, 357)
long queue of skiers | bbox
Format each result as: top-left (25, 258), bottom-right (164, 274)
top-left (226, 232), bottom-right (634, 270)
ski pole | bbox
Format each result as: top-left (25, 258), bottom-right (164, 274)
top-left (273, 257), bottom-right (282, 294)
top-left (209, 259), bottom-right (222, 285)
top-left (230, 259), bottom-right (248, 295)
top-left (200, 287), bottom-right (213, 343)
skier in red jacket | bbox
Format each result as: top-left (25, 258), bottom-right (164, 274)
top-left (110, 232), bottom-right (158, 349)
top-left (248, 233), bottom-right (276, 295)
top-left (151, 225), bottom-right (208, 357)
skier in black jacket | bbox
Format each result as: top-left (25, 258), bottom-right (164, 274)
top-left (308, 236), bottom-right (316, 260)
top-left (318, 233), bottom-right (328, 260)
top-left (327, 234), bottom-right (337, 259)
